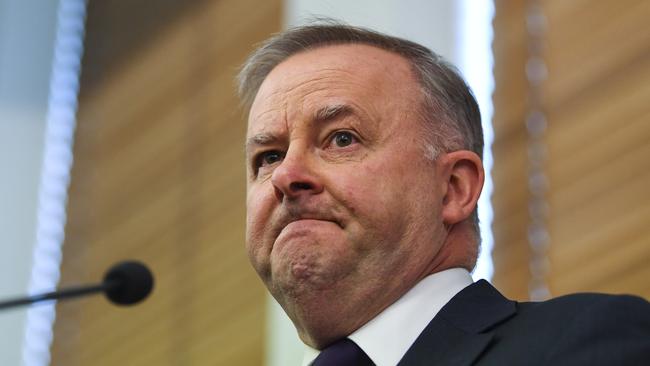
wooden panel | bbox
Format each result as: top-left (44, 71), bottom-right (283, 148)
top-left (491, 0), bottom-right (650, 301)
top-left (544, 0), bottom-right (650, 299)
top-left (50, 0), bottom-right (283, 365)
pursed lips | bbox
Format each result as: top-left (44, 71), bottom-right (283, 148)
top-left (273, 214), bottom-right (342, 241)
top-left (285, 218), bottom-right (336, 228)
top-left (285, 216), bottom-right (340, 229)
top-left (273, 219), bottom-right (339, 248)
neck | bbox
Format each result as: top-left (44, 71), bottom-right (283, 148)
top-left (423, 222), bottom-right (477, 276)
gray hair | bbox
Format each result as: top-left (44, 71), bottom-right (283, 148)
top-left (237, 22), bottom-right (484, 250)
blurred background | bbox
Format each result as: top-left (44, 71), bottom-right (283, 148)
top-left (0, 0), bottom-right (648, 365)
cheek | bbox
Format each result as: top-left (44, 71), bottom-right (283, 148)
top-left (246, 184), bottom-right (272, 228)
top-left (245, 186), bottom-right (275, 264)
top-left (348, 160), bottom-right (412, 208)
top-left (336, 175), bottom-right (407, 242)
top-left (338, 158), bottom-right (433, 239)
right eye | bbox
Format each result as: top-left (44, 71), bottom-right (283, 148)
top-left (256, 150), bottom-right (284, 169)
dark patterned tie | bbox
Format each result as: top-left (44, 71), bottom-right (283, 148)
top-left (312, 338), bottom-right (375, 366)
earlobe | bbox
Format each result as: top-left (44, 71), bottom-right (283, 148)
top-left (440, 151), bottom-right (484, 225)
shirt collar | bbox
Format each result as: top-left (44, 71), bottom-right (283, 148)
top-left (302, 268), bottom-right (473, 366)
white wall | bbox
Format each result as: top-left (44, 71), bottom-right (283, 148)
top-left (284, 0), bottom-right (461, 64)
top-left (0, 0), bottom-right (60, 364)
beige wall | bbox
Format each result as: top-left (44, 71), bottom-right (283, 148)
top-left (50, 0), bottom-right (282, 365)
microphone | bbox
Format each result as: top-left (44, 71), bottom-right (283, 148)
top-left (0, 261), bottom-right (154, 310)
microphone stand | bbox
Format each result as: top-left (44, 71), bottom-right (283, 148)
top-left (0, 280), bottom-right (118, 310)
top-left (0, 261), bottom-right (153, 311)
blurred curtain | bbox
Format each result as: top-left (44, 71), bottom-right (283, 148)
top-left (491, 0), bottom-right (650, 300)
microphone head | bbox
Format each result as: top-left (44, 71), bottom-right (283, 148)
top-left (103, 261), bottom-right (154, 306)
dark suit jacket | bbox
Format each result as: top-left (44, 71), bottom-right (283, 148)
top-left (397, 280), bottom-right (650, 365)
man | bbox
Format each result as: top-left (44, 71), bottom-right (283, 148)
top-left (238, 23), bottom-right (650, 365)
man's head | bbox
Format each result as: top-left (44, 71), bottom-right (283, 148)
top-left (239, 24), bottom-right (484, 348)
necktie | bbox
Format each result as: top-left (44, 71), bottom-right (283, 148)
top-left (312, 338), bottom-right (375, 366)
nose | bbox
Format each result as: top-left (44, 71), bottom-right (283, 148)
top-left (271, 148), bottom-right (324, 201)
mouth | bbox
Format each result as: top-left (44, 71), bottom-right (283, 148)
top-left (284, 218), bottom-right (338, 228)
top-left (273, 218), bottom-right (340, 246)
top-left (285, 216), bottom-right (342, 229)
top-left (268, 206), bottom-right (345, 246)
top-left (272, 216), bottom-right (342, 244)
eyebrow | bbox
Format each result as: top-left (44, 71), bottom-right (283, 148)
top-left (245, 104), bottom-right (356, 152)
top-left (245, 133), bottom-right (278, 152)
top-left (313, 104), bottom-right (354, 123)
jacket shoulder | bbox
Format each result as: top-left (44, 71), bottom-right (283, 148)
top-left (517, 291), bottom-right (649, 314)
top-left (510, 292), bottom-right (650, 365)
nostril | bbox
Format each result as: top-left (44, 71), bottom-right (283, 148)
top-left (290, 182), bottom-right (313, 191)
top-left (274, 186), bottom-right (284, 201)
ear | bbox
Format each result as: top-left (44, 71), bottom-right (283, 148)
top-left (438, 151), bottom-right (484, 226)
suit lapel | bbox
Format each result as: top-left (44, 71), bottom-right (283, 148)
top-left (397, 280), bottom-right (516, 366)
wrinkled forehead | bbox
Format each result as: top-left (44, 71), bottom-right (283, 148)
top-left (246, 44), bottom-right (418, 133)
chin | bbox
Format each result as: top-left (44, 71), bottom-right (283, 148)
top-left (272, 257), bottom-right (334, 295)
top-left (278, 287), bottom-right (357, 349)
top-left (268, 262), bottom-right (368, 349)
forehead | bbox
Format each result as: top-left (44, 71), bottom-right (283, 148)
top-left (246, 44), bottom-right (418, 133)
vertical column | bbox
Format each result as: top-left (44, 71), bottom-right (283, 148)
top-left (0, 0), bottom-right (60, 365)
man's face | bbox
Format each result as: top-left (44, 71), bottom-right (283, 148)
top-left (245, 44), bottom-right (449, 346)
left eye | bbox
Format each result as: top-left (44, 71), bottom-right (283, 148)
top-left (331, 131), bottom-right (356, 147)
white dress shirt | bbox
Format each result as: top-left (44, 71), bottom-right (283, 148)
top-left (302, 268), bottom-right (474, 366)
